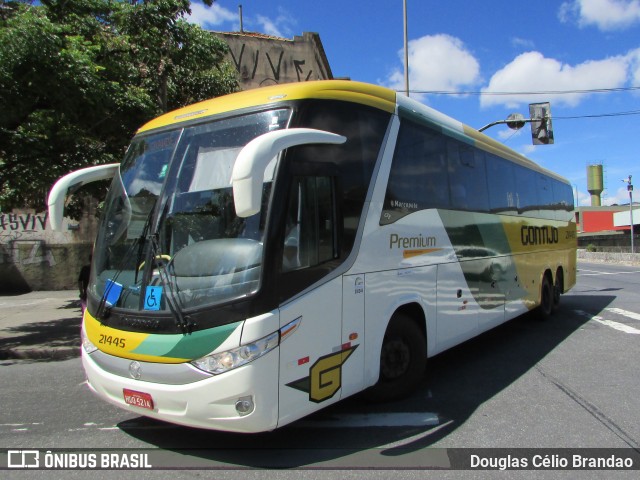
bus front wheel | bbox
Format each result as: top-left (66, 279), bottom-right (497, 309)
top-left (364, 313), bottom-right (426, 402)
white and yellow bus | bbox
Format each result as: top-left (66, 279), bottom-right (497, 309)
top-left (49, 80), bottom-right (576, 433)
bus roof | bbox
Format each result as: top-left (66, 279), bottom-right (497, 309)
top-left (137, 80), bottom-right (396, 133)
top-left (137, 80), bottom-right (568, 185)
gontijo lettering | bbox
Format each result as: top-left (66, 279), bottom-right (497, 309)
top-left (521, 226), bottom-right (559, 246)
top-left (389, 233), bottom-right (437, 249)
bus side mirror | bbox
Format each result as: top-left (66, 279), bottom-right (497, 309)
top-left (231, 128), bottom-right (346, 218)
top-left (47, 163), bottom-right (120, 231)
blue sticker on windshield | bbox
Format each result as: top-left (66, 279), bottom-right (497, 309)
top-left (103, 280), bottom-right (123, 307)
top-left (144, 286), bottom-right (162, 311)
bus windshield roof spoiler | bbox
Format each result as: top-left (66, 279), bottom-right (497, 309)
top-left (231, 128), bottom-right (346, 218)
top-left (48, 163), bottom-right (120, 231)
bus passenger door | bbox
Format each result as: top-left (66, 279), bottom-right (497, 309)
top-left (275, 173), bottom-right (348, 427)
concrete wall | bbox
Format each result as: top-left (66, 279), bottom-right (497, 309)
top-left (0, 202), bottom-right (99, 292)
top-left (578, 249), bottom-right (640, 265)
top-left (214, 31), bottom-right (333, 89)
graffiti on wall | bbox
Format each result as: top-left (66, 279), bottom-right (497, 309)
top-left (0, 212), bottom-right (48, 236)
top-left (228, 44), bottom-right (317, 85)
top-left (4, 241), bottom-right (57, 267)
top-left (0, 212), bottom-right (56, 267)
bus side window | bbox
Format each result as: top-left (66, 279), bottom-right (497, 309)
top-left (282, 176), bottom-right (337, 272)
top-left (447, 142), bottom-right (489, 212)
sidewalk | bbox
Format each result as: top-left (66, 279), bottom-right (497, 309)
top-left (0, 290), bottom-right (82, 362)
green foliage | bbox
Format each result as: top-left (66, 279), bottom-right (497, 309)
top-left (0, 0), bottom-right (238, 213)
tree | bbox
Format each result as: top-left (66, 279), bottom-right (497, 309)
top-left (0, 0), bottom-right (238, 212)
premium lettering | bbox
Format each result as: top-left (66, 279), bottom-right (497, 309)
top-left (390, 233), bottom-right (436, 249)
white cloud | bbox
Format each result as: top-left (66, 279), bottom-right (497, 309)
top-left (577, 189), bottom-right (592, 206)
top-left (255, 9), bottom-right (297, 38)
top-left (604, 186), bottom-right (633, 205)
top-left (186, 3), bottom-right (296, 39)
top-left (480, 51), bottom-right (629, 108)
top-left (559, 0), bottom-right (640, 31)
top-left (187, 2), bottom-right (236, 28)
top-left (256, 15), bottom-right (283, 37)
top-left (629, 48), bottom-right (640, 85)
top-left (511, 37), bottom-right (535, 50)
top-left (496, 128), bottom-right (523, 141)
top-left (386, 34), bottom-right (480, 99)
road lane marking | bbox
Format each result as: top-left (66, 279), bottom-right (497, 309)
top-left (294, 412), bottom-right (440, 428)
top-left (606, 308), bottom-right (640, 322)
top-left (575, 310), bottom-right (640, 335)
top-left (380, 420), bottom-right (453, 449)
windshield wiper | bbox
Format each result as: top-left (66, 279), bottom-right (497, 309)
top-left (96, 208), bottom-right (155, 322)
top-left (148, 232), bottom-right (193, 333)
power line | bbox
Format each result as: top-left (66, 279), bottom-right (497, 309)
top-left (403, 86), bottom-right (640, 121)
top-left (408, 86), bottom-right (640, 95)
top-left (554, 110), bottom-right (640, 120)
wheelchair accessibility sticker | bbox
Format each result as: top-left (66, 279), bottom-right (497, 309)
top-left (144, 286), bottom-right (162, 311)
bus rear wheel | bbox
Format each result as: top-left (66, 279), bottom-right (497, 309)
top-left (538, 274), bottom-right (554, 319)
top-left (364, 313), bottom-right (426, 402)
top-left (553, 269), bottom-right (563, 311)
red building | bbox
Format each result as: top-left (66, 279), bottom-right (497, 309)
top-left (576, 206), bottom-right (630, 233)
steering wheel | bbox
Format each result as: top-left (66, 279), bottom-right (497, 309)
top-left (138, 254), bottom-right (172, 271)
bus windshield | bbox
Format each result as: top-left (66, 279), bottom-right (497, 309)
top-left (90, 109), bottom-right (291, 313)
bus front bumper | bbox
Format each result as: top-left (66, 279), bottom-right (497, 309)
top-left (81, 348), bottom-right (280, 433)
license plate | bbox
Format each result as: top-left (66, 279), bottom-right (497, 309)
top-left (123, 389), bottom-right (154, 410)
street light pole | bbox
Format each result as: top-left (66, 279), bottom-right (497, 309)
top-left (626, 175), bottom-right (634, 254)
top-left (403, 0), bottom-right (409, 97)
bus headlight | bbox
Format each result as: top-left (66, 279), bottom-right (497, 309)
top-left (191, 331), bottom-right (280, 375)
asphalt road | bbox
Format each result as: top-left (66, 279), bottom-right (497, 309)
top-left (1, 260), bottom-right (639, 478)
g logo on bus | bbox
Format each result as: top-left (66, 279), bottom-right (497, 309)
top-left (286, 345), bottom-right (358, 403)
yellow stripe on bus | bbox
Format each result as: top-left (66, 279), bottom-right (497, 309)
top-left (84, 312), bottom-right (189, 364)
top-left (137, 80), bottom-right (397, 133)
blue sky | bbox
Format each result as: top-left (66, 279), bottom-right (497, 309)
top-left (188, 0), bottom-right (640, 206)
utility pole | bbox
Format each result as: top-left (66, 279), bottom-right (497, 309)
top-left (624, 175), bottom-right (634, 254)
top-left (403, 0), bottom-right (409, 97)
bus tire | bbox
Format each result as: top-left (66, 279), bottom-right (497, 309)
top-left (363, 313), bottom-right (426, 402)
top-left (538, 274), bottom-right (554, 319)
top-left (552, 269), bottom-right (563, 311)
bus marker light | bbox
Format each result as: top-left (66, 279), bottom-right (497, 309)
top-left (280, 317), bottom-right (302, 341)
